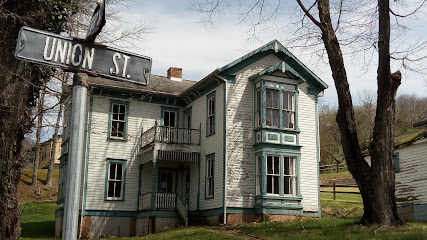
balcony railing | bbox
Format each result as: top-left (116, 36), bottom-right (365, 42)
top-left (139, 125), bottom-right (201, 149)
top-left (139, 192), bottom-right (177, 210)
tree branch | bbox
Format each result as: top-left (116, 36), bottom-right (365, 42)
top-left (296, 0), bottom-right (322, 29)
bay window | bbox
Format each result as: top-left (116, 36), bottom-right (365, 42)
top-left (282, 92), bottom-right (295, 129)
top-left (255, 82), bottom-right (297, 130)
top-left (256, 155), bottom-right (298, 196)
top-left (265, 89), bottom-right (280, 127)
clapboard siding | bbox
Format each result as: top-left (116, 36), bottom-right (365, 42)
top-left (85, 95), bottom-right (162, 211)
top-left (184, 84), bottom-right (224, 211)
top-left (297, 83), bottom-right (319, 212)
top-left (396, 140), bottom-right (427, 206)
top-left (225, 54), bottom-right (319, 211)
top-left (226, 54), bottom-right (280, 208)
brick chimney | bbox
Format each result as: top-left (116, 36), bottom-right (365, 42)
top-left (167, 67), bottom-right (182, 81)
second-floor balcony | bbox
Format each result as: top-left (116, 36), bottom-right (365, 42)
top-left (139, 125), bottom-right (201, 150)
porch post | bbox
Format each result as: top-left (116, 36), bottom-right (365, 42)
top-left (151, 161), bottom-right (157, 209)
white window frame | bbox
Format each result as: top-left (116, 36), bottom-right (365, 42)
top-left (207, 94), bottom-right (215, 135)
top-left (282, 92), bottom-right (296, 129)
top-left (265, 89), bottom-right (280, 127)
top-left (283, 157), bottom-right (297, 195)
top-left (106, 161), bottom-right (125, 200)
top-left (110, 103), bottom-right (127, 139)
top-left (205, 155), bottom-right (214, 198)
top-left (266, 155), bottom-right (281, 195)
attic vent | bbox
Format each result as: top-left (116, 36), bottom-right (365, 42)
top-left (167, 67), bottom-right (182, 81)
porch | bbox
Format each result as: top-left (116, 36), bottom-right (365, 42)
top-left (137, 122), bottom-right (201, 164)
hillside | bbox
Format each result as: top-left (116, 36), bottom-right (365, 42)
top-left (18, 169), bottom-right (59, 202)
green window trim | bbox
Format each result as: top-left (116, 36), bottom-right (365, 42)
top-left (206, 91), bottom-right (216, 136)
top-left (255, 153), bottom-right (300, 198)
top-left (104, 158), bottom-right (127, 201)
top-left (161, 106), bottom-right (179, 127)
top-left (205, 153), bottom-right (215, 199)
top-left (256, 80), bottom-right (298, 131)
top-left (394, 152), bottom-right (400, 173)
top-left (107, 100), bottom-right (129, 141)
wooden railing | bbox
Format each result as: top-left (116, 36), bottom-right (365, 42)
top-left (139, 192), bottom-right (177, 210)
top-left (155, 192), bottom-right (176, 209)
top-left (139, 192), bottom-right (152, 210)
top-left (319, 162), bottom-right (347, 173)
top-left (320, 183), bottom-right (360, 200)
top-left (176, 194), bottom-right (188, 226)
top-left (139, 125), bottom-right (201, 149)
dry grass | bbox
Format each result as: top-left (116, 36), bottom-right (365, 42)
top-left (18, 169), bottom-right (59, 202)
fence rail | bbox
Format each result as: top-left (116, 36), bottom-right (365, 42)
top-left (320, 183), bottom-right (360, 200)
top-left (319, 162), bottom-right (347, 173)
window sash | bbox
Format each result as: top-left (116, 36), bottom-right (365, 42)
top-left (256, 91), bottom-right (261, 127)
top-left (107, 163), bottom-right (124, 199)
top-left (265, 89), bottom-right (280, 127)
top-left (283, 157), bottom-right (297, 195)
top-left (206, 158), bottom-right (214, 197)
top-left (266, 155), bottom-right (280, 194)
top-left (207, 96), bottom-right (215, 134)
top-left (163, 110), bottom-right (176, 127)
top-left (110, 103), bottom-right (127, 138)
top-left (282, 92), bottom-right (296, 129)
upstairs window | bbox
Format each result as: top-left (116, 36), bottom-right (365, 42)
top-left (265, 89), bottom-right (280, 127)
top-left (207, 92), bottom-right (215, 136)
top-left (283, 92), bottom-right (296, 129)
top-left (255, 83), bottom-right (297, 130)
top-left (256, 91), bottom-right (261, 127)
top-left (109, 101), bottom-right (129, 139)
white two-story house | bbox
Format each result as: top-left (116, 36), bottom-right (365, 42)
top-left (55, 40), bottom-right (328, 238)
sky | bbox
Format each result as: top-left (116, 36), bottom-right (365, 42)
top-left (35, 0), bottom-right (427, 141)
top-left (104, 0), bottom-right (427, 107)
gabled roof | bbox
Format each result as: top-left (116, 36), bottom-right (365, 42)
top-left (87, 75), bottom-right (197, 96)
top-left (218, 40), bottom-right (328, 90)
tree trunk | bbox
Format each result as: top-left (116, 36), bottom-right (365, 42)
top-left (316, 0), bottom-right (402, 226)
top-left (46, 100), bottom-right (63, 186)
top-left (31, 82), bottom-right (46, 186)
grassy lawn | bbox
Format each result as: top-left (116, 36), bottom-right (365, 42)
top-left (19, 168), bottom-right (427, 240)
top-left (20, 201), bottom-right (57, 240)
top-left (319, 170), bottom-right (353, 181)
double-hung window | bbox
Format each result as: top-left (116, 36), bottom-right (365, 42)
top-left (257, 155), bottom-right (298, 196)
top-left (283, 157), bottom-right (297, 195)
top-left (207, 92), bottom-right (215, 136)
top-left (106, 159), bottom-right (126, 200)
top-left (109, 101), bottom-right (128, 139)
top-left (256, 91), bottom-right (261, 127)
top-left (265, 89), bottom-right (280, 127)
top-left (206, 154), bottom-right (214, 198)
top-left (266, 155), bottom-right (280, 194)
top-left (283, 92), bottom-right (296, 129)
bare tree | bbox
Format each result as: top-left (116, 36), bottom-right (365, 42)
top-left (31, 81), bottom-right (47, 186)
top-left (191, 0), bottom-right (427, 226)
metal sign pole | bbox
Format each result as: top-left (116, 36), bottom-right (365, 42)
top-left (62, 74), bottom-right (88, 239)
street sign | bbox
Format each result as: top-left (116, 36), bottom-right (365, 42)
top-left (86, 0), bottom-right (106, 42)
top-left (15, 26), bottom-right (151, 85)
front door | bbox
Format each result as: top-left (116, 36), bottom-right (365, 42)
top-left (158, 170), bottom-right (175, 193)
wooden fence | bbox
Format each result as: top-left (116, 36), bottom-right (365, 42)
top-left (319, 162), bottom-right (347, 173)
top-left (320, 182), bottom-right (360, 200)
